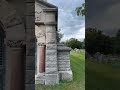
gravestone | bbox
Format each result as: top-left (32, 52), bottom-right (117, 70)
top-left (35, 0), bottom-right (73, 85)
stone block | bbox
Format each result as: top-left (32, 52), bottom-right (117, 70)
top-left (57, 44), bottom-right (71, 51)
top-left (46, 39), bottom-right (56, 44)
top-left (46, 50), bottom-right (57, 56)
top-left (26, 31), bottom-right (35, 43)
top-left (26, 3), bottom-right (35, 15)
top-left (46, 44), bottom-right (57, 50)
top-left (46, 33), bottom-right (56, 40)
top-left (58, 64), bottom-right (70, 68)
top-left (35, 79), bottom-right (45, 85)
top-left (46, 26), bottom-right (56, 33)
top-left (46, 64), bottom-right (57, 68)
top-left (35, 73), bottom-right (45, 84)
top-left (6, 24), bottom-right (25, 40)
top-left (58, 52), bottom-right (69, 56)
top-left (58, 56), bottom-right (70, 60)
top-left (45, 74), bottom-right (59, 85)
top-left (35, 73), bottom-right (45, 80)
top-left (45, 13), bottom-right (55, 22)
top-left (59, 71), bottom-right (73, 81)
top-left (58, 61), bottom-right (70, 65)
top-left (26, 56), bottom-right (35, 70)
top-left (25, 84), bottom-right (35, 90)
top-left (58, 60), bottom-right (70, 62)
top-left (25, 70), bottom-right (35, 84)
top-left (58, 68), bottom-right (71, 71)
top-left (45, 68), bottom-right (58, 74)
top-left (46, 61), bottom-right (57, 65)
top-left (46, 55), bottom-right (57, 61)
top-left (26, 43), bottom-right (35, 56)
top-left (26, 16), bottom-right (35, 29)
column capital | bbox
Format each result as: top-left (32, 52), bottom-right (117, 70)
top-left (7, 40), bottom-right (25, 48)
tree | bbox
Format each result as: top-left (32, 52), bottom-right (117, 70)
top-left (65, 38), bottom-right (84, 49)
top-left (86, 28), bottom-right (113, 55)
top-left (76, 3), bottom-right (85, 16)
top-left (57, 29), bottom-right (63, 43)
top-left (113, 29), bottom-right (120, 54)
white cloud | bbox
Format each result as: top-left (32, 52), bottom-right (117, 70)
top-left (48, 0), bottom-right (85, 41)
top-left (61, 26), bottom-right (85, 42)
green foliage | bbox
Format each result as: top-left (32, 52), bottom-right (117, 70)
top-left (65, 38), bottom-right (85, 49)
top-left (57, 29), bottom-right (64, 43)
top-left (114, 29), bottom-right (120, 53)
top-left (86, 28), bottom-right (120, 55)
top-left (76, 3), bottom-right (85, 16)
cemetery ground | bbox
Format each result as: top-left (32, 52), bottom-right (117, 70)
top-left (36, 50), bottom-right (85, 90)
top-left (86, 59), bottom-right (120, 90)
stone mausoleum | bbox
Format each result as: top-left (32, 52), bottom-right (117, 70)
top-left (0, 0), bottom-right (72, 90)
top-left (35, 0), bottom-right (73, 85)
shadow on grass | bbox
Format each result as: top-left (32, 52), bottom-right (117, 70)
top-left (86, 60), bottom-right (120, 90)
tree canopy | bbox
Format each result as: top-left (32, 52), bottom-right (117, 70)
top-left (65, 38), bottom-right (85, 49)
top-left (86, 28), bottom-right (120, 55)
top-left (76, 3), bottom-right (85, 16)
top-left (57, 29), bottom-right (63, 43)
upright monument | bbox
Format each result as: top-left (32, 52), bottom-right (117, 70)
top-left (35, 0), bottom-right (73, 85)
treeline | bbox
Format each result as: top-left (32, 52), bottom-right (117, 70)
top-left (86, 28), bottom-right (120, 55)
top-left (63, 38), bottom-right (85, 49)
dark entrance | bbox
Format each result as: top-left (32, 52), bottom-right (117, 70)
top-left (0, 25), bottom-right (4, 90)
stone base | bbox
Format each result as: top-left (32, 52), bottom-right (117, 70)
top-left (45, 74), bottom-right (59, 85)
top-left (35, 73), bottom-right (45, 84)
top-left (59, 71), bottom-right (73, 81)
top-left (35, 73), bottom-right (59, 85)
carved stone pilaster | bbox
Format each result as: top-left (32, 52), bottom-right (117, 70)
top-left (7, 40), bottom-right (25, 48)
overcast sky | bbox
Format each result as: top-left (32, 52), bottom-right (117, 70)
top-left (86, 0), bottom-right (120, 37)
top-left (48, 0), bottom-right (85, 42)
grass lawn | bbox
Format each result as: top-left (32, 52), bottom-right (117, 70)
top-left (36, 50), bottom-right (85, 90)
top-left (86, 59), bottom-right (120, 90)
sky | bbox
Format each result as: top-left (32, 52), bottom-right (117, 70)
top-left (86, 0), bottom-right (120, 37)
top-left (48, 0), bottom-right (85, 42)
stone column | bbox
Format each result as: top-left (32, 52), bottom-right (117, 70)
top-left (39, 44), bottom-right (45, 73)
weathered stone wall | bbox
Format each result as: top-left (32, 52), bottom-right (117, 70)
top-left (25, 0), bottom-right (35, 90)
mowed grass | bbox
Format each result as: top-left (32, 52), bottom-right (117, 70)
top-left (86, 59), bottom-right (120, 90)
top-left (36, 50), bottom-right (85, 90)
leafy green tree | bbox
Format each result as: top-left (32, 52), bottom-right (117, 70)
top-left (86, 28), bottom-right (113, 55)
top-left (76, 3), bottom-right (85, 16)
top-left (114, 29), bottom-right (120, 54)
top-left (65, 38), bottom-right (84, 49)
top-left (57, 29), bottom-right (63, 43)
